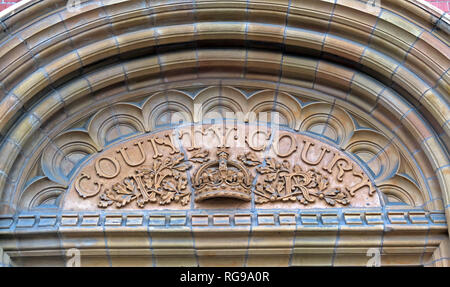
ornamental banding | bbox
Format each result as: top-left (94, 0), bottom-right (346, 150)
top-left (66, 124), bottom-right (379, 210)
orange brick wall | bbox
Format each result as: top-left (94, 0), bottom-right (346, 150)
top-left (0, 0), bottom-right (448, 14)
top-left (426, 0), bottom-right (450, 11)
top-left (0, 0), bottom-right (21, 12)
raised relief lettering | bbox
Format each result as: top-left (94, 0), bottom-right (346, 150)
top-left (178, 127), bottom-right (206, 151)
top-left (148, 137), bottom-right (163, 159)
top-left (246, 130), bottom-right (271, 151)
top-left (154, 134), bottom-right (180, 154)
top-left (323, 152), bottom-right (353, 181)
top-left (95, 156), bottom-right (121, 179)
top-left (75, 172), bottom-right (103, 198)
top-left (272, 133), bottom-right (298, 158)
top-left (225, 126), bottom-right (238, 147)
top-left (346, 171), bottom-right (376, 196)
top-left (70, 124), bottom-right (378, 209)
top-left (207, 126), bottom-right (238, 148)
top-left (117, 141), bottom-right (146, 167)
top-left (246, 157), bottom-right (350, 206)
top-left (301, 140), bottom-right (330, 166)
top-left (98, 153), bottom-right (192, 208)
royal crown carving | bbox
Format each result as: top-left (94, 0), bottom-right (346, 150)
top-left (65, 124), bottom-right (380, 210)
top-left (192, 147), bottom-right (253, 202)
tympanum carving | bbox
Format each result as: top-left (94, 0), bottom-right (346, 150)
top-left (66, 124), bottom-right (379, 210)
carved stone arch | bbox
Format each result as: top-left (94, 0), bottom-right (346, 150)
top-left (248, 90), bottom-right (302, 129)
top-left (298, 102), bottom-right (356, 145)
top-left (378, 175), bottom-right (425, 207)
top-left (18, 177), bottom-right (65, 210)
top-left (344, 129), bottom-right (401, 182)
top-left (87, 103), bottom-right (145, 148)
top-left (193, 86), bottom-right (248, 123)
top-left (40, 129), bottom-right (100, 186)
top-left (0, 0), bottom-right (448, 267)
top-left (142, 90), bottom-right (193, 131)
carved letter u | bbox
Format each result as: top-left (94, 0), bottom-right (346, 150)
top-left (301, 140), bottom-right (330, 166)
top-left (117, 141), bottom-right (146, 167)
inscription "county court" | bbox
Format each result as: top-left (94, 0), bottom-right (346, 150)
top-left (69, 124), bottom-right (378, 209)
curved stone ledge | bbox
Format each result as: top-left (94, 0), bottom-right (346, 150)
top-left (0, 208), bottom-right (447, 230)
top-left (0, 208), bottom-right (447, 266)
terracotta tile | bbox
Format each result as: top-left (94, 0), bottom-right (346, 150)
top-left (392, 66), bottom-right (430, 101)
top-left (420, 90), bottom-right (450, 127)
top-left (360, 48), bottom-right (399, 79)
top-left (411, 31), bottom-right (450, 75)
top-left (77, 38), bottom-right (118, 66)
top-left (280, 55), bottom-right (317, 88)
top-left (247, 23), bottom-right (284, 44)
top-left (20, 14), bottom-right (66, 50)
top-left (0, 138), bottom-right (21, 173)
top-left (404, 53), bottom-right (441, 88)
top-left (401, 110), bottom-right (433, 142)
top-left (156, 24), bottom-right (195, 45)
top-left (316, 61), bottom-right (355, 93)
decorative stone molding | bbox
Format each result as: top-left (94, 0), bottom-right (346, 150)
top-left (0, 208), bottom-right (447, 266)
top-left (20, 85), bottom-right (429, 212)
top-left (0, 247), bottom-right (12, 267)
top-left (0, 209), bottom-right (447, 230)
top-left (0, 0), bottom-right (448, 266)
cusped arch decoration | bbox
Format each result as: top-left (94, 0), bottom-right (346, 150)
top-left (10, 88), bottom-right (432, 211)
top-left (298, 102), bottom-right (356, 145)
top-left (248, 90), bottom-right (302, 129)
top-left (194, 86), bottom-right (249, 123)
top-left (87, 103), bottom-right (145, 148)
top-left (344, 129), bottom-right (401, 182)
top-left (0, 0), bottom-right (448, 266)
top-left (378, 174), bottom-right (425, 206)
top-left (18, 176), bottom-right (65, 210)
top-left (142, 90), bottom-right (194, 131)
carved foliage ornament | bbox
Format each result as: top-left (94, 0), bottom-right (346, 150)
top-left (98, 154), bottom-right (192, 208)
top-left (68, 125), bottom-right (378, 209)
top-left (249, 155), bottom-right (350, 205)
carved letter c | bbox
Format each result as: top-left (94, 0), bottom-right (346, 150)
top-left (74, 172), bottom-right (103, 198)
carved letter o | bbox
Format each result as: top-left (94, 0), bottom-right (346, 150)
top-left (273, 133), bottom-right (298, 158)
top-left (95, 156), bottom-right (121, 179)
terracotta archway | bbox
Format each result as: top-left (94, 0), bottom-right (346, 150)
top-left (0, 0), bottom-right (448, 266)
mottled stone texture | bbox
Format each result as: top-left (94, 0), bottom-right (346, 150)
top-left (64, 124), bottom-right (380, 211)
top-left (1, 0), bottom-right (450, 12)
top-left (0, 0), bottom-right (448, 266)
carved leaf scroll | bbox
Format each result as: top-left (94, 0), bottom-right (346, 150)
top-left (246, 157), bottom-right (351, 206)
top-left (97, 154), bottom-right (192, 208)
